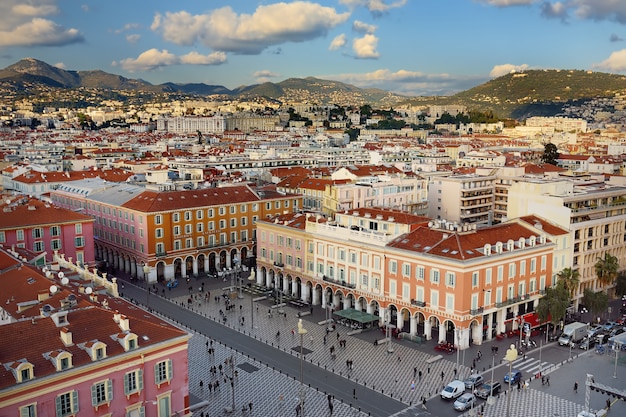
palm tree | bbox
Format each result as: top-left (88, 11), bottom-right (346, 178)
top-left (595, 253), bottom-right (619, 287)
top-left (537, 280), bottom-right (570, 336)
top-left (556, 267), bottom-right (580, 297)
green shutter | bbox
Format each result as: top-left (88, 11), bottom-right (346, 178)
top-left (91, 383), bottom-right (98, 406)
top-left (107, 379), bottom-right (113, 401)
top-left (139, 406), bottom-right (145, 417)
top-left (154, 363), bottom-right (159, 385)
top-left (124, 373), bottom-right (130, 395)
top-left (167, 359), bottom-right (172, 381)
top-left (138, 369), bottom-right (143, 392)
top-left (71, 390), bottom-right (79, 413)
top-left (55, 396), bottom-right (62, 417)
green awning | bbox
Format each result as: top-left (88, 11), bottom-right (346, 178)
top-left (332, 308), bottom-right (380, 324)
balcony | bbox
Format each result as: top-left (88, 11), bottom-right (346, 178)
top-left (273, 262), bottom-right (284, 268)
top-left (156, 251), bottom-right (167, 258)
top-left (411, 299), bottom-right (426, 307)
top-left (322, 275), bottom-right (356, 289)
top-left (470, 307), bottom-right (484, 315)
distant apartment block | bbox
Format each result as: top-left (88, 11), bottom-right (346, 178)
top-left (427, 174), bottom-right (496, 226)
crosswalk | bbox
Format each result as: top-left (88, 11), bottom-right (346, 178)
top-left (509, 356), bottom-right (551, 376)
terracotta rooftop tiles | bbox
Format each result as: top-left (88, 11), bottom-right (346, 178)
top-left (0, 197), bottom-right (93, 229)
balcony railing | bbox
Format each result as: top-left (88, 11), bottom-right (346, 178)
top-left (273, 262), bottom-right (284, 268)
top-left (322, 275), bottom-right (356, 289)
top-left (470, 307), bottom-right (484, 315)
top-left (411, 299), bottom-right (426, 307)
top-left (156, 251), bottom-right (167, 258)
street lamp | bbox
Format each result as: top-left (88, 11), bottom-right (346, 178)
top-left (225, 355), bottom-right (236, 412)
top-left (249, 268), bottom-right (256, 329)
top-left (487, 351), bottom-right (496, 406)
top-left (505, 344), bottom-right (518, 417)
top-left (386, 309), bottom-right (395, 354)
top-left (143, 263), bottom-right (151, 309)
top-left (325, 292), bottom-right (333, 331)
top-left (298, 319), bottom-right (308, 417)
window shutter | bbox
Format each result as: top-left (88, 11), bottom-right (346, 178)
top-left (55, 396), bottom-right (62, 417)
top-left (138, 369), bottom-right (144, 392)
top-left (167, 359), bottom-right (172, 381)
top-left (107, 379), bottom-right (113, 401)
top-left (91, 384), bottom-right (98, 406)
top-left (154, 363), bottom-right (159, 385)
top-left (72, 390), bottom-right (79, 413)
top-left (124, 373), bottom-right (130, 395)
top-left (139, 406), bottom-right (145, 417)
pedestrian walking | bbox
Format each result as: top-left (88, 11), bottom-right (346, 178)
top-left (454, 368), bottom-right (457, 377)
top-left (418, 370), bottom-right (422, 381)
top-left (541, 375), bottom-right (545, 385)
top-left (422, 397), bottom-right (427, 410)
top-left (441, 370), bottom-right (445, 381)
top-left (413, 367), bottom-right (417, 378)
top-left (546, 375), bottom-right (550, 386)
top-left (606, 398), bottom-right (611, 410)
top-left (574, 381), bottom-right (578, 393)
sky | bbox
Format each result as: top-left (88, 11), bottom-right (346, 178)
top-left (2, 0), bottom-right (626, 96)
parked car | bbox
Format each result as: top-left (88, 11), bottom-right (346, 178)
top-left (441, 380), bottom-right (466, 400)
top-left (475, 380), bottom-right (502, 399)
top-left (463, 374), bottom-right (484, 390)
top-left (504, 370), bottom-right (522, 384)
top-left (609, 327), bottom-right (625, 337)
top-left (166, 279), bottom-right (179, 288)
top-left (453, 393), bottom-right (476, 411)
top-left (578, 336), bottom-right (596, 350)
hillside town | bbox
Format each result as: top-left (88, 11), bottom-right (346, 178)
top-left (2, 95), bottom-right (626, 417)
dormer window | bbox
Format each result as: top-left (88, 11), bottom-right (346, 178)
top-left (112, 333), bottom-right (138, 352)
top-left (80, 340), bottom-right (107, 362)
top-left (5, 359), bottom-right (34, 383)
top-left (46, 350), bottom-right (73, 371)
top-left (95, 347), bottom-right (105, 360)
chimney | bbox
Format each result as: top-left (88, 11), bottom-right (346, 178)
top-left (60, 327), bottom-right (73, 346)
top-left (119, 315), bottom-right (130, 331)
top-left (38, 290), bottom-right (50, 302)
top-left (113, 311), bottom-right (121, 323)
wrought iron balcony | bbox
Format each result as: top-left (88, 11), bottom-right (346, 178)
top-left (470, 307), bottom-right (484, 315)
top-left (411, 299), bottom-right (426, 307)
top-left (322, 275), bottom-right (356, 289)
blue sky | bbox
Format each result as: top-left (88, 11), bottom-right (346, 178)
top-left (2, 0), bottom-right (626, 96)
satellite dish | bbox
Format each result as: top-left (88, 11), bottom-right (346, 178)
top-left (68, 294), bottom-right (76, 302)
top-left (61, 277), bottom-right (69, 285)
top-left (85, 287), bottom-right (93, 294)
top-left (42, 304), bottom-right (52, 316)
top-left (58, 272), bottom-right (65, 279)
top-left (50, 285), bottom-right (58, 294)
top-left (45, 271), bottom-right (52, 278)
top-left (42, 266), bottom-right (48, 273)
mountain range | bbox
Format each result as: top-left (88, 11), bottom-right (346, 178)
top-left (3, 58), bottom-right (626, 119)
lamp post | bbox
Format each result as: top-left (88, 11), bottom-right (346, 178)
top-left (325, 292), bottom-right (333, 331)
top-left (225, 355), bottom-right (236, 412)
top-left (386, 309), bottom-right (394, 354)
top-left (298, 319), bottom-right (308, 417)
top-left (249, 268), bottom-right (256, 329)
top-left (143, 263), bottom-right (151, 309)
top-left (505, 344), bottom-right (518, 417)
top-left (614, 341), bottom-right (621, 379)
top-left (487, 351), bottom-right (496, 405)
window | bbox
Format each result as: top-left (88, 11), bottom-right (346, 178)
top-left (60, 356), bottom-right (71, 370)
top-left (471, 271), bottom-right (479, 288)
top-left (196, 223), bottom-right (203, 232)
top-left (155, 229), bottom-right (163, 238)
top-left (497, 265), bottom-right (503, 282)
top-left (50, 226), bottom-right (60, 237)
top-left (173, 212), bottom-right (180, 222)
top-left (446, 272), bottom-right (455, 287)
top-left (416, 266), bottom-right (425, 281)
top-left (155, 215), bottom-right (162, 225)
top-left (155, 359), bottom-right (172, 385)
top-left (34, 241), bottom-right (44, 252)
top-left (230, 218), bottom-right (237, 227)
top-left (32, 228), bottom-right (43, 238)
top-left (402, 263), bottom-right (411, 277)
top-left (389, 260), bottom-right (397, 274)
top-left (19, 404), bottom-right (37, 417)
top-left (91, 380), bottom-right (113, 407)
top-left (541, 255), bottom-right (547, 271)
top-left (124, 369), bottom-right (143, 396)
top-left (75, 223), bottom-right (82, 234)
top-left (208, 208), bottom-right (214, 217)
top-left (17, 229), bottom-right (24, 240)
top-left (219, 220), bottom-right (226, 229)
top-left (430, 269), bottom-right (440, 284)
top-left (530, 258), bottom-right (536, 273)
top-left (241, 217), bottom-right (247, 226)
top-left (240, 204), bottom-right (247, 213)
top-left (55, 391), bottom-right (78, 417)
top-left (196, 210), bottom-right (203, 220)
top-left (156, 243), bottom-right (164, 254)
top-left (0, 231), bottom-right (4, 243)
top-left (208, 221), bottom-right (215, 230)
top-left (74, 237), bottom-right (84, 248)
top-left (219, 207), bottom-right (226, 215)
top-left (184, 211), bottom-right (192, 221)
top-left (508, 263), bottom-right (516, 279)
top-left (21, 367), bottom-right (32, 381)
top-left (185, 225), bottom-right (192, 234)
top-left (520, 260), bottom-right (526, 276)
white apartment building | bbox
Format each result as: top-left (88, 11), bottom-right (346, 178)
top-left (427, 174), bottom-right (496, 226)
top-left (525, 116), bottom-right (588, 133)
top-left (156, 115), bottom-right (226, 134)
top-left (507, 179), bottom-right (626, 304)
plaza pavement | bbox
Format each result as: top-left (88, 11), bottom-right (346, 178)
top-left (120, 274), bottom-right (626, 417)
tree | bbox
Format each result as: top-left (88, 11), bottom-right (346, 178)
top-left (595, 253), bottom-right (619, 287)
top-left (541, 143), bottom-right (559, 165)
top-left (536, 280), bottom-right (570, 334)
top-left (615, 272), bottom-right (626, 298)
top-left (582, 289), bottom-right (608, 317)
top-left (556, 267), bottom-right (580, 297)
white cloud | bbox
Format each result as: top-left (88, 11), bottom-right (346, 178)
top-left (126, 34), bottom-right (141, 44)
top-left (328, 68), bottom-right (485, 96)
top-left (53, 62), bottom-right (65, 69)
top-left (489, 63), bottom-right (530, 78)
top-left (353, 34), bottom-right (379, 59)
top-left (353, 20), bottom-right (376, 34)
top-left (115, 48), bottom-right (226, 72)
top-left (0, 1), bottom-right (83, 47)
top-left (570, 0), bottom-right (626, 24)
top-left (253, 70), bottom-right (280, 78)
top-left (593, 49), bottom-right (626, 72)
top-left (476, 0), bottom-right (534, 6)
top-left (329, 34), bottom-right (347, 50)
top-left (339, 0), bottom-right (408, 14)
top-left (540, 1), bottom-right (568, 20)
top-left (151, 3), bottom-right (349, 55)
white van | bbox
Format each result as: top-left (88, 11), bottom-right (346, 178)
top-left (441, 380), bottom-right (465, 400)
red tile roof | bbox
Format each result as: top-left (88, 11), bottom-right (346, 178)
top-left (0, 197), bottom-right (93, 229)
